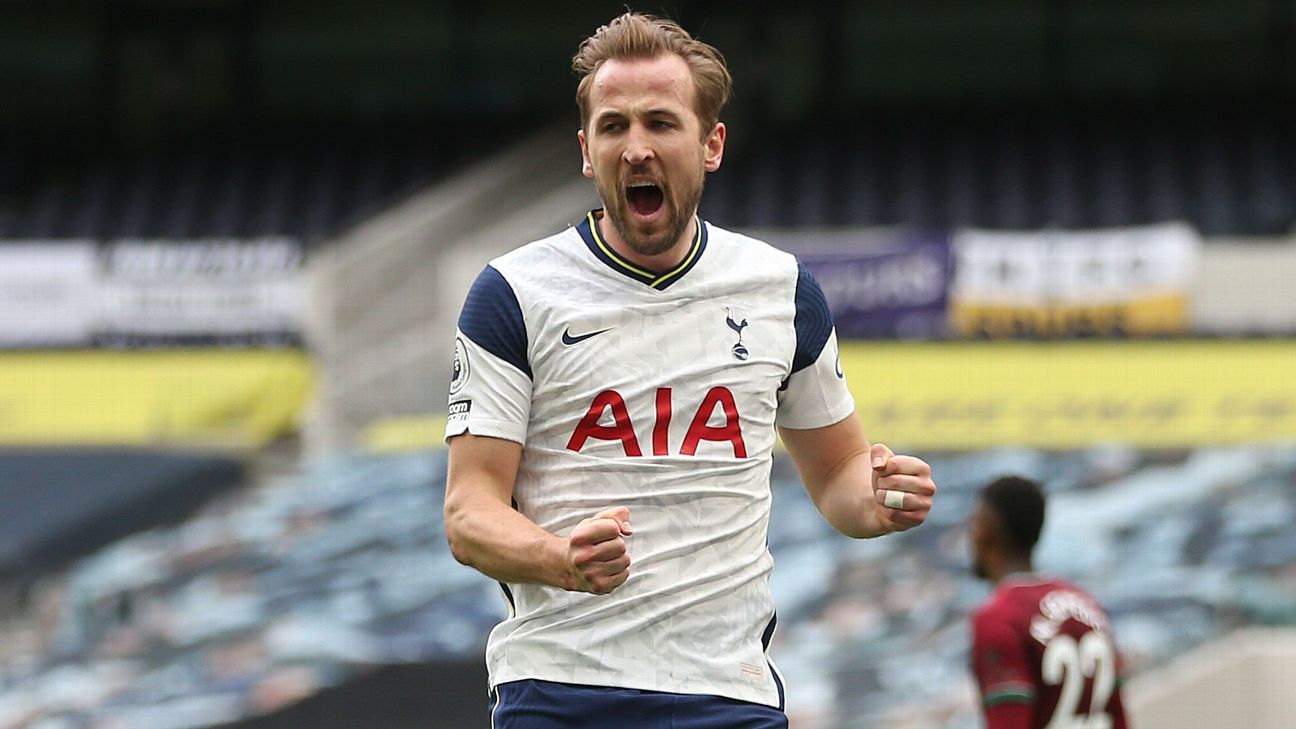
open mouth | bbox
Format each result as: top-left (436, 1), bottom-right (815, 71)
top-left (626, 181), bottom-right (665, 217)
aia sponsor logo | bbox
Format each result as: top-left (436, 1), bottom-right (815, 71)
top-left (567, 386), bottom-right (747, 458)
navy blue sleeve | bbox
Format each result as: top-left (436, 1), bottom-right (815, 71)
top-left (791, 261), bottom-right (834, 375)
top-left (457, 265), bottom-right (532, 378)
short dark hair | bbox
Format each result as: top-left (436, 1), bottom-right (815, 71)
top-left (980, 475), bottom-right (1046, 554)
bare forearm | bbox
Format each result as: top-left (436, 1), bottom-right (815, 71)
top-left (782, 416), bottom-right (935, 539)
top-left (444, 492), bottom-right (574, 589)
top-left (812, 452), bottom-right (889, 538)
top-left (445, 433), bottom-right (633, 595)
top-left (782, 418), bottom-right (890, 538)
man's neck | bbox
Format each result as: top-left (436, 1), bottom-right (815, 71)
top-left (598, 213), bottom-right (697, 273)
top-left (990, 557), bottom-right (1035, 585)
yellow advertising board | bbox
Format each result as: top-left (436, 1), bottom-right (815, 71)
top-left (366, 415), bottom-right (448, 453)
top-left (840, 340), bottom-right (1296, 449)
top-left (0, 350), bottom-right (312, 447)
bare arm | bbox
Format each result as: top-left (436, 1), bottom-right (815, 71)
top-left (444, 432), bottom-right (633, 594)
top-left (779, 411), bottom-right (934, 539)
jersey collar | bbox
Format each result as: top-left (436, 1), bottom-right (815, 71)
top-left (576, 209), bottom-right (707, 291)
top-left (1000, 572), bottom-right (1050, 588)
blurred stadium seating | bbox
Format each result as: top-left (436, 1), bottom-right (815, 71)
top-left (5, 99), bottom-right (1292, 241)
top-left (1, 1), bottom-right (1294, 728)
top-left (704, 98), bottom-right (1295, 235)
top-left (0, 122), bottom-right (521, 244)
top-left (0, 450), bottom-right (499, 728)
top-left (0, 446), bottom-right (1292, 727)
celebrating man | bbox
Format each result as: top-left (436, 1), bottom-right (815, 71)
top-left (444, 12), bottom-right (937, 728)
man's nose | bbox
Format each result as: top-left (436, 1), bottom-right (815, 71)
top-left (622, 125), bottom-right (655, 165)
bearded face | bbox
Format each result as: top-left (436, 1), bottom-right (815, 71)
top-left (595, 158), bottom-right (704, 258)
top-left (579, 53), bottom-right (724, 262)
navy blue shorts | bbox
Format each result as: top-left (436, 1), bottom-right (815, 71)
top-left (489, 679), bottom-right (789, 729)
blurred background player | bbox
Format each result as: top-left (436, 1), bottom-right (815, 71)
top-left (968, 475), bottom-right (1130, 729)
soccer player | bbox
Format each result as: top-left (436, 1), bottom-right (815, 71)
top-left (968, 476), bottom-right (1130, 729)
top-left (443, 12), bottom-right (937, 728)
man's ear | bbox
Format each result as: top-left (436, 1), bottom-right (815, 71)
top-left (578, 129), bottom-right (594, 178)
top-left (703, 122), bottom-right (726, 172)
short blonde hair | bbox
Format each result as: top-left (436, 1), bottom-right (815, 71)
top-left (572, 12), bottom-right (732, 137)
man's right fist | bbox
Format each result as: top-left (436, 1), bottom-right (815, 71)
top-left (566, 506), bottom-right (633, 594)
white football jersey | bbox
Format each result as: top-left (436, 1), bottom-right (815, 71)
top-left (445, 209), bottom-right (854, 708)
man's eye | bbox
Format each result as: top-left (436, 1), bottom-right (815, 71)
top-left (601, 122), bottom-right (625, 133)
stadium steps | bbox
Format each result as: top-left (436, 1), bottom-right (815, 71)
top-left (304, 124), bottom-right (597, 452)
top-left (1126, 627), bottom-right (1296, 729)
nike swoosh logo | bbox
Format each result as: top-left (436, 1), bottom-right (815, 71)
top-left (562, 326), bottom-right (613, 345)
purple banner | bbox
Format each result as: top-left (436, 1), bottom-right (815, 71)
top-left (799, 234), bottom-right (952, 340)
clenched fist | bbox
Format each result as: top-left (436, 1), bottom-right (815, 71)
top-left (566, 506), bottom-right (634, 594)
top-left (870, 443), bottom-right (936, 533)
